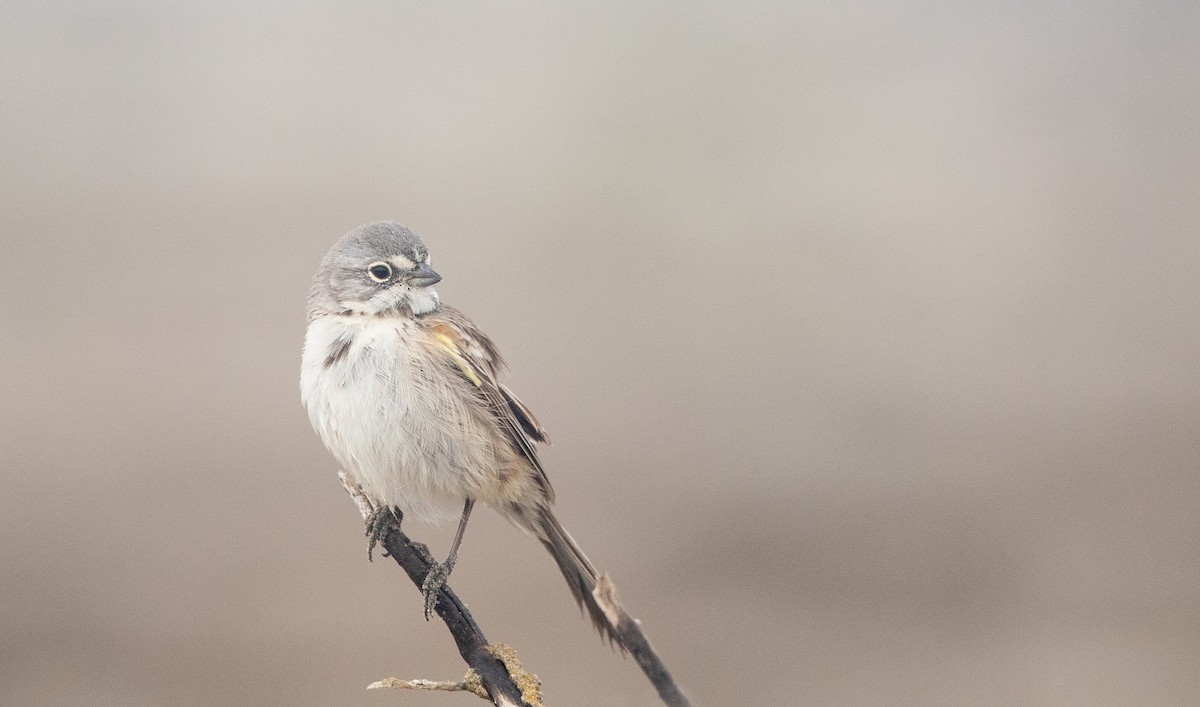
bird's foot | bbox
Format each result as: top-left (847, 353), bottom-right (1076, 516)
top-left (420, 558), bottom-right (455, 620)
top-left (365, 506), bottom-right (402, 562)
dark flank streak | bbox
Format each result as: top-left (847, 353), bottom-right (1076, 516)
top-left (323, 335), bottom-right (353, 369)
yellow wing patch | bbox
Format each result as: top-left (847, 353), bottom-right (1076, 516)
top-left (432, 329), bottom-right (483, 387)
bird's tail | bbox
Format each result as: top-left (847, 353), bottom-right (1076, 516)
top-left (535, 508), bottom-right (622, 649)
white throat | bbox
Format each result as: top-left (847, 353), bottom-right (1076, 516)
top-left (408, 286), bottom-right (440, 315)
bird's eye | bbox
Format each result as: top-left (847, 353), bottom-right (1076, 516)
top-left (367, 262), bottom-right (393, 282)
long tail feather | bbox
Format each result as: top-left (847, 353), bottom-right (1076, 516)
top-left (536, 509), bottom-right (623, 649)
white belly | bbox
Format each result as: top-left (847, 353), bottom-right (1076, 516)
top-left (300, 315), bottom-right (497, 521)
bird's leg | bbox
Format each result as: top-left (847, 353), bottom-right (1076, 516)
top-left (366, 505), bottom-right (403, 562)
top-left (421, 498), bottom-right (475, 619)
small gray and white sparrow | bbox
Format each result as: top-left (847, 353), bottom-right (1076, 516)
top-left (301, 221), bottom-right (614, 642)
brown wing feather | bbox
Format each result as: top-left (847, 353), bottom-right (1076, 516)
top-left (500, 383), bottom-right (550, 444)
top-left (425, 306), bottom-right (555, 501)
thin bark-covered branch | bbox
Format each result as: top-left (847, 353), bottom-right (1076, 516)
top-left (338, 471), bottom-right (690, 706)
top-left (595, 575), bottom-right (691, 707)
top-left (339, 472), bottom-right (541, 707)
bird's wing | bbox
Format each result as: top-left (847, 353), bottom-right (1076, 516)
top-left (426, 306), bottom-right (554, 501)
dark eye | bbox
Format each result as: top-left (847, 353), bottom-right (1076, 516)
top-left (367, 262), bottom-right (393, 282)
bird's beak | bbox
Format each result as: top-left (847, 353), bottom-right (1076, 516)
top-left (409, 263), bottom-right (442, 287)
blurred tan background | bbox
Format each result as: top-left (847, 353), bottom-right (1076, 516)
top-left (2, 2), bottom-right (1198, 706)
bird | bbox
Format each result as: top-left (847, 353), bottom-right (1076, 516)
top-left (300, 220), bottom-right (616, 643)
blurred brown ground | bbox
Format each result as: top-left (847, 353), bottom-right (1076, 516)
top-left (2, 3), bottom-right (1198, 705)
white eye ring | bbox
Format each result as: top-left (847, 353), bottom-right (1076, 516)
top-left (367, 261), bottom-right (393, 282)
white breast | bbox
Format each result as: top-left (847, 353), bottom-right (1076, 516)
top-left (301, 315), bottom-right (496, 521)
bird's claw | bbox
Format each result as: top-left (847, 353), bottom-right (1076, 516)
top-left (420, 559), bottom-right (454, 620)
top-left (365, 506), bottom-right (401, 561)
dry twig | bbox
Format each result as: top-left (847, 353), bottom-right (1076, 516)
top-left (338, 470), bottom-right (689, 706)
top-left (595, 575), bottom-right (691, 707)
top-left (339, 471), bottom-right (540, 707)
